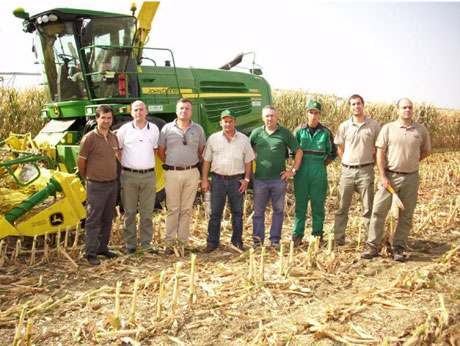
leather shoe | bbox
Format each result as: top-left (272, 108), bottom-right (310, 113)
top-left (203, 245), bottom-right (217, 253)
top-left (87, 256), bottom-right (100, 266)
top-left (125, 248), bottom-right (137, 255)
top-left (361, 244), bottom-right (379, 259)
top-left (98, 251), bottom-right (118, 259)
top-left (145, 248), bottom-right (159, 255)
top-left (271, 242), bottom-right (280, 251)
top-left (165, 247), bottom-right (174, 255)
top-left (233, 243), bottom-right (245, 251)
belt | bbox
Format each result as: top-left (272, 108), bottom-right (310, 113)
top-left (387, 169), bottom-right (416, 175)
top-left (168, 165), bottom-right (196, 171)
top-left (122, 167), bottom-right (155, 173)
top-left (87, 178), bottom-right (117, 184)
top-left (342, 162), bottom-right (373, 169)
top-left (212, 172), bottom-right (244, 179)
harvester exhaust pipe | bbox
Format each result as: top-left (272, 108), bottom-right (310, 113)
top-left (219, 53), bottom-right (244, 70)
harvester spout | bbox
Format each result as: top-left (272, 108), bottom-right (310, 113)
top-left (219, 53), bottom-right (244, 70)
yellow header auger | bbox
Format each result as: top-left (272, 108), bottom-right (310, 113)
top-left (0, 133), bottom-right (86, 239)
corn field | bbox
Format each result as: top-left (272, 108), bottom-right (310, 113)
top-left (1, 87), bottom-right (460, 148)
top-left (1, 87), bottom-right (460, 345)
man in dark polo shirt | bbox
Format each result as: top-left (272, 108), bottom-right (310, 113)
top-left (249, 105), bottom-right (303, 249)
top-left (78, 105), bottom-right (119, 265)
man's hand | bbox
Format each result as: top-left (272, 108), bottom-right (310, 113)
top-left (201, 179), bottom-right (211, 192)
top-left (379, 174), bottom-right (390, 189)
top-left (280, 170), bottom-right (295, 181)
top-left (238, 179), bottom-right (249, 193)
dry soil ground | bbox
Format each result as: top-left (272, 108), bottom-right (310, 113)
top-left (1, 151), bottom-right (459, 345)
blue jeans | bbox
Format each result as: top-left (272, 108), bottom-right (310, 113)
top-left (207, 174), bottom-right (244, 247)
top-left (253, 178), bottom-right (286, 245)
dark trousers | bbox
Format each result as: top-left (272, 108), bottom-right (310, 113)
top-left (85, 180), bottom-right (118, 257)
top-left (207, 174), bottom-right (244, 247)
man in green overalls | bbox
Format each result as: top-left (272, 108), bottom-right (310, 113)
top-left (292, 100), bottom-right (337, 246)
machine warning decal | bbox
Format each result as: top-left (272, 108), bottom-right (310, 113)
top-left (252, 100), bottom-right (262, 107)
top-left (148, 105), bottom-right (163, 112)
top-left (50, 213), bottom-right (64, 226)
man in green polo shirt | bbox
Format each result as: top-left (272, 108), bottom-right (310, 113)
top-left (249, 105), bottom-right (303, 249)
top-left (292, 100), bottom-right (337, 246)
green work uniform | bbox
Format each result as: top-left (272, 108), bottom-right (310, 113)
top-left (292, 123), bottom-right (336, 239)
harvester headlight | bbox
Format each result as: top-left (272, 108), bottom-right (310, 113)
top-left (37, 17), bottom-right (42, 24)
top-left (49, 14), bottom-right (58, 22)
top-left (86, 107), bottom-right (94, 115)
top-left (42, 15), bottom-right (49, 23)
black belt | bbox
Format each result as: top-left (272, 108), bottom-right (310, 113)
top-left (168, 165), bottom-right (196, 171)
top-left (87, 179), bottom-right (117, 184)
top-left (342, 163), bottom-right (373, 169)
top-left (387, 169), bottom-right (416, 175)
top-left (212, 172), bottom-right (244, 179)
top-left (122, 167), bottom-right (155, 173)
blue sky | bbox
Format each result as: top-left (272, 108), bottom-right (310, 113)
top-left (1, 0), bottom-right (459, 109)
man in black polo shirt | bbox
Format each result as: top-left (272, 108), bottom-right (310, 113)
top-left (78, 105), bottom-right (119, 265)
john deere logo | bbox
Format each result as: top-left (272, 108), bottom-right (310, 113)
top-left (50, 213), bottom-right (64, 226)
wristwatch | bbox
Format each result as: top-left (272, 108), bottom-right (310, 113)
top-left (291, 168), bottom-right (297, 174)
top-left (244, 178), bottom-right (250, 183)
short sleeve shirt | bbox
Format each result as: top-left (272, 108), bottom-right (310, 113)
top-left (376, 120), bottom-right (431, 173)
top-left (334, 117), bottom-right (381, 165)
top-left (117, 121), bottom-right (159, 169)
top-left (249, 125), bottom-right (300, 180)
top-left (78, 128), bottom-right (118, 181)
top-left (158, 120), bottom-right (206, 166)
top-left (203, 131), bottom-right (255, 175)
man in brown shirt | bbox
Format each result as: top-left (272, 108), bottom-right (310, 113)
top-left (78, 105), bottom-right (119, 265)
top-left (361, 98), bottom-right (431, 262)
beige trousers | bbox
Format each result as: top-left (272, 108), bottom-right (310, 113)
top-left (164, 168), bottom-right (200, 245)
top-left (366, 171), bottom-right (419, 249)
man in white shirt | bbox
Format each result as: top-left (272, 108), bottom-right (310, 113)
top-left (117, 100), bottom-right (159, 254)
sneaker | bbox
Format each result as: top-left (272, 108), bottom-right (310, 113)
top-left (393, 246), bottom-right (406, 262)
top-left (360, 244), bottom-right (379, 259)
top-left (87, 255), bottom-right (100, 266)
top-left (203, 245), bottom-right (218, 253)
top-left (271, 242), bottom-right (281, 251)
top-left (291, 234), bottom-right (302, 247)
top-left (97, 251), bottom-right (118, 259)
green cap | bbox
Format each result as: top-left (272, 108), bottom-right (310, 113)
top-left (220, 109), bottom-right (236, 119)
top-left (307, 100), bottom-right (321, 112)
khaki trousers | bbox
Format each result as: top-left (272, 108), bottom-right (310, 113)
top-left (366, 171), bottom-right (419, 249)
top-left (334, 165), bottom-right (374, 244)
top-left (120, 170), bottom-right (156, 250)
top-left (164, 168), bottom-right (200, 245)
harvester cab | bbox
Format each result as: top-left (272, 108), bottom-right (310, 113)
top-left (2, 1), bottom-right (272, 239)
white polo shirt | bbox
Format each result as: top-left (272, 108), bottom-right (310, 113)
top-left (117, 121), bottom-right (159, 169)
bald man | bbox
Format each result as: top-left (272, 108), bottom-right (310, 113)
top-left (117, 100), bottom-right (160, 254)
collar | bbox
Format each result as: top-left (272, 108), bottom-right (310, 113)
top-left (263, 124), bottom-right (279, 133)
top-left (350, 116), bottom-right (369, 126)
top-left (94, 127), bottom-right (111, 138)
top-left (301, 122), bottom-right (325, 131)
top-left (131, 121), bottom-right (150, 130)
top-left (174, 118), bottom-right (194, 130)
top-left (397, 119), bottom-right (414, 128)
